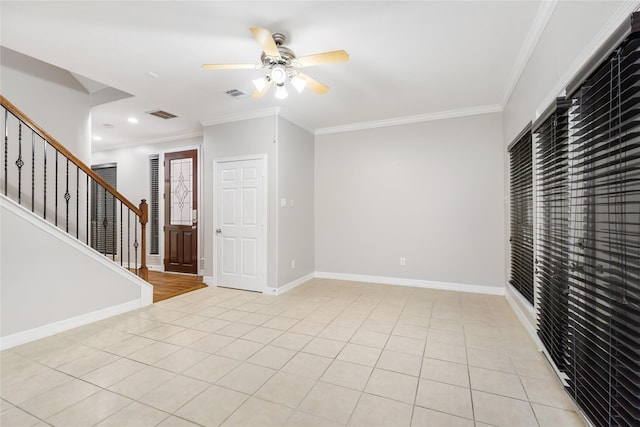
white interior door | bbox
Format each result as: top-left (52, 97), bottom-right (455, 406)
top-left (216, 158), bottom-right (265, 292)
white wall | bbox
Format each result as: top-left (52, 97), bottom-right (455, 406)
top-left (1, 47), bottom-right (91, 164)
top-left (277, 117), bottom-right (314, 287)
top-left (1, 47), bottom-right (92, 238)
top-left (315, 112), bottom-right (504, 290)
top-left (1, 196), bottom-right (152, 348)
top-left (92, 136), bottom-right (204, 270)
top-left (204, 115), bottom-right (278, 287)
top-left (502, 1), bottom-right (638, 325)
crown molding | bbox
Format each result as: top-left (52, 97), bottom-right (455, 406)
top-left (200, 108), bottom-right (279, 127)
top-left (92, 132), bottom-right (203, 152)
top-left (277, 110), bottom-right (315, 135)
top-left (314, 104), bottom-right (502, 136)
top-left (500, 0), bottom-right (558, 107)
top-left (200, 106), bottom-right (314, 135)
top-left (534, 0), bottom-right (640, 117)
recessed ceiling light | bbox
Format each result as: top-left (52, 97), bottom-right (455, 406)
top-left (93, 136), bottom-right (102, 141)
top-left (128, 117), bottom-right (138, 124)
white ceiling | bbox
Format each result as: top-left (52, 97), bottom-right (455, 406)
top-left (1, 1), bottom-right (546, 149)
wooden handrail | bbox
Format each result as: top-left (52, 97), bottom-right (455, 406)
top-left (0, 95), bottom-right (141, 216)
top-left (2, 95), bottom-right (148, 280)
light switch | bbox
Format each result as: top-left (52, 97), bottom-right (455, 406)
top-left (280, 198), bottom-right (287, 207)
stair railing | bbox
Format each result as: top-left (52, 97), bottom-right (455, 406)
top-left (1, 96), bottom-right (148, 280)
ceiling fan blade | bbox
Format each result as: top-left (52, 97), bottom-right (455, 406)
top-left (201, 63), bottom-right (259, 70)
top-left (252, 80), bottom-right (273, 98)
top-left (298, 73), bottom-right (329, 94)
top-left (250, 27), bottom-right (281, 59)
top-left (296, 50), bottom-right (349, 68)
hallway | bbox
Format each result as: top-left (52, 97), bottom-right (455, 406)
top-left (147, 270), bottom-right (207, 303)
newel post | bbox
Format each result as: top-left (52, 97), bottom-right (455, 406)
top-left (139, 199), bottom-right (149, 281)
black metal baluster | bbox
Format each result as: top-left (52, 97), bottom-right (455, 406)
top-left (4, 107), bottom-right (8, 196)
top-left (127, 209), bottom-right (131, 270)
top-left (134, 217), bottom-right (138, 275)
top-left (112, 195), bottom-right (116, 261)
top-left (76, 166), bottom-right (79, 238)
top-left (120, 202), bottom-right (123, 266)
top-left (55, 150), bottom-right (58, 226)
top-left (91, 178), bottom-right (96, 249)
top-left (65, 158), bottom-right (70, 233)
top-left (103, 184), bottom-right (107, 255)
top-left (86, 174), bottom-right (89, 245)
top-left (31, 133), bottom-right (35, 212)
top-left (16, 122), bottom-right (23, 204)
top-left (43, 142), bottom-right (47, 219)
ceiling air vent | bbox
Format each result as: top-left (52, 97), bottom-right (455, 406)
top-left (147, 110), bottom-right (178, 119)
top-left (225, 89), bottom-right (249, 99)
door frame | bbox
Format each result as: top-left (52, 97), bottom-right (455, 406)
top-left (213, 154), bottom-right (268, 290)
top-left (158, 145), bottom-right (202, 274)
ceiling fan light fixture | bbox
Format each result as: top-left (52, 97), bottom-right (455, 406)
top-left (275, 84), bottom-right (288, 99)
top-left (270, 65), bottom-right (287, 85)
top-left (252, 76), bottom-right (268, 92)
top-left (290, 75), bottom-right (306, 93)
top-left (203, 27), bottom-right (348, 100)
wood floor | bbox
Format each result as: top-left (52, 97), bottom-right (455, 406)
top-left (147, 270), bottom-right (207, 303)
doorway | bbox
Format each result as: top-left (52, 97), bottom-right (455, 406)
top-left (216, 156), bottom-right (266, 292)
top-left (164, 149), bottom-right (198, 274)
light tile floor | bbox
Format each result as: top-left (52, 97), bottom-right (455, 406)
top-left (1, 279), bottom-right (586, 426)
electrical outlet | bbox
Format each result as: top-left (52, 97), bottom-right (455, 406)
top-left (400, 257), bottom-right (406, 266)
top-left (291, 260), bottom-right (296, 269)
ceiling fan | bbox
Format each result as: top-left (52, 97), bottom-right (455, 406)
top-left (202, 27), bottom-right (349, 99)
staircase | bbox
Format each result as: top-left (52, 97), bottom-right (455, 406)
top-left (0, 96), bottom-right (153, 350)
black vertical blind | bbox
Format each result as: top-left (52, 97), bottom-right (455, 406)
top-left (149, 155), bottom-right (159, 255)
top-left (535, 100), bottom-right (571, 372)
top-left (509, 126), bottom-right (535, 304)
top-left (565, 33), bottom-right (640, 427)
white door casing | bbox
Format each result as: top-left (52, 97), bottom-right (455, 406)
top-left (215, 157), bottom-right (266, 292)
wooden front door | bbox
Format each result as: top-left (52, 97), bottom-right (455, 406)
top-left (164, 149), bottom-right (198, 273)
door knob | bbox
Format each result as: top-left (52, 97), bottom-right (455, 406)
top-left (216, 229), bottom-right (222, 234)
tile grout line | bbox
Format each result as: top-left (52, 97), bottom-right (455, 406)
top-left (409, 291), bottom-right (435, 427)
top-left (461, 294), bottom-right (478, 426)
top-left (2, 281), bottom-right (584, 427)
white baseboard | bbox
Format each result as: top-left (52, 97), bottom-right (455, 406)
top-left (0, 299), bottom-right (144, 350)
top-left (504, 284), bottom-right (570, 387)
top-left (203, 276), bottom-right (216, 286)
top-left (264, 273), bottom-right (315, 296)
top-left (504, 285), bottom-right (539, 344)
top-left (314, 272), bottom-right (505, 296)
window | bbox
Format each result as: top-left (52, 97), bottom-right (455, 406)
top-left (149, 155), bottom-right (159, 255)
top-left (564, 33), bottom-right (640, 427)
top-left (534, 99), bottom-right (571, 373)
top-left (533, 17), bottom-right (640, 426)
top-left (90, 163), bottom-right (117, 254)
top-left (508, 124), bottom-right (534, 304)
